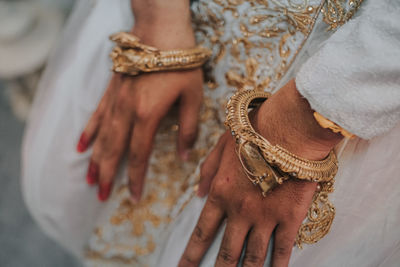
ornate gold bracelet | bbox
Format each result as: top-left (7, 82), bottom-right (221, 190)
top-left (226, 90), bottom-right (338, 187)
top-left (109, 32), bottom-right (212, 76)
top-left (225, 89), bottom-right (337, 247)
top-left (313, 112), bottom-right (355, 139)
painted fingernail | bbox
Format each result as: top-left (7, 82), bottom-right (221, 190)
top-left (86, 161), bottom-right (98, 185)
top-left (98, 183), bottom-right (111, 202)
top-left (77, 133), bottom-right (89, 153)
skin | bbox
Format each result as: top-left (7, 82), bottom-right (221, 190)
top-left (179, 80), bottom-right (343, 267)
top-left (76, 0), bottom-right (203, 202)
top-left (78, 1), bottom-right (344, 265)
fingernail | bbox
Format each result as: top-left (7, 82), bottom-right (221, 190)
top-left (128, 182), bottom-right (141, 204)
top-left (130, 195), bottom-right (139, 204)
top-left (77, 133), bottom-right (89, 153)
top-left (194, 184), bottom-right (205, 198)
top-left (180, 149), bottom-right (191, 161)
top-left (98, 183), bottom-right (111, 202)
top-left (131, 189), bottom-right (141, 204)
top-left (86, 161), bottom-right (98, 185)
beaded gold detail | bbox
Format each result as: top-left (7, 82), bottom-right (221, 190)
top-left (226, 89), bottom-right (338, 247)
top-left (226, 90), bottom-right (339, 183)
top-left (193, 0), bottom-right (323, 92)
top-left (322, 0), bottom-right (364, 30)
top-left (110, 32), bottom-right (212, 76)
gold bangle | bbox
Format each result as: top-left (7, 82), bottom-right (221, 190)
top-left (109, 32), bottom-right (212, 76)
top-left (313, 112), bottom-right (355, 139)
top-left (226, 90), bottom-right (338, 186)
top-left (225, 89), bottom-right (337, 247)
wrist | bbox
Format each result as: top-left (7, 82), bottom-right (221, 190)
top-left (254, 80), bottom-right (343, 160)
top-left (131, 0), bottom-right (193, 49)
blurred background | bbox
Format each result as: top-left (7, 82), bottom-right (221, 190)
top-left (0, 0), bottom-right (81, 266)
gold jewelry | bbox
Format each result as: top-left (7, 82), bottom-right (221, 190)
top-left (109, 32), bottom-right (212, 76)
top-left (225, 89), bottom-right (337, 247)
top-left (313, 112), bottom-right (355, 139)
top-left (226, 90), bottom-right (338, 187)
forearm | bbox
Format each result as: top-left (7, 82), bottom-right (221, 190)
top-left (130, 0), bottom-right (195, 48)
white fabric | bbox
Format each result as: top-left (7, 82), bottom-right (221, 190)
top-left (21, 0), bottom-right (134, 257)
top-left (296, 0), bottom-right (400, 139)
top-left (21, 0), bottom-right (400, 266)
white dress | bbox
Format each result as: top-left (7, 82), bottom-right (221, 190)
top-left (21, 0), bottom-right (400, 266)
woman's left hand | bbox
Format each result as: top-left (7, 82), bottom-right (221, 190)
top-left (179, 80), bottom-right (343, 267)
top-left (179, 131), bottom-right (317, 267)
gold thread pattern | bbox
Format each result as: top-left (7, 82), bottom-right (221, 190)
top-left (322, 0), bottom-right (364, 30)
top-left (85, 0), bottom-right (363, 264)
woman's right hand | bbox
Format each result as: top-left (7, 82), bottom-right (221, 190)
top-left (77, 1), bottom-right (204, 202)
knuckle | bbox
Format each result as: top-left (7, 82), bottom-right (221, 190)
top-left (287, 208), bottom-right (306, 222)
top-left (179, 256), bottom-right (197, 267)
top-left (192, 224), bottom-right (211, 244)
top-left (135, 107), bottom-right (151, 121)
top-left (115, 94), bottom-right (131, 114)
top-left (200, 164), bottom-right (212, 180)
top-left (243, 253), bottom-right (264, 266)
top-left (207, 190), bottom-right (221, 206)
top-left (129, 151), bottom-right (147, 169)
top-left (209, 181), bottom-right (224, 200)
top-left (236, 196), bottom-right (253, 215)
top-left (217, 247), bottom-right (237, 265)
top-left (275, 244), bottom-right (292, 258)
top-left (212, 176), bottom-right (227, 192)
top-left (134, 98), bottom-right (152, 121)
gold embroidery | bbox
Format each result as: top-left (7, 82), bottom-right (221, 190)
top-left (86, 0), bottom-right (364, 262)
top-left (192, 0), bottom-right (321, 93)
top-left (322, 0), bottom-right (364, 30)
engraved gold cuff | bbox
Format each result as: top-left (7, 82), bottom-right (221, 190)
top-left (225, 89), bottom-right (338, 196)
top-left (109, 32), bottom-right (212, 76)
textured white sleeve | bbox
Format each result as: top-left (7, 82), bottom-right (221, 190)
top-left (295, 0), bottom-right (400, 139)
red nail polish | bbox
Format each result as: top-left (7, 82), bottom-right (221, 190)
top-left (77, 133), bottom-right (89, 153)
top-left (98, 183), bottom-right (111, 202)
top-left (86, 161), bottom-right (98, 185)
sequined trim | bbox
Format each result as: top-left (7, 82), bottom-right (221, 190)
top-left (322, 0), bottom-right (364, 30)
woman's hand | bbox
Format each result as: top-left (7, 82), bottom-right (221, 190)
top-left (77, 1), bottom-right (203, 202)
top-left (179, 80), bottom-right (343, 267)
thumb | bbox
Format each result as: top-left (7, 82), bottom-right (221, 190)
top-left (177, 90), bottom-right (202, 161)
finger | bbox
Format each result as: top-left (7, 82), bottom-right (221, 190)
top-left (77, 74), bottom-right (122, 153)
top-left (197, 135), bottom-right (228, 197)
top-left (96, 112), bottom-right (133, 201)
top-left (177, 88), bottom-right (202, 161)
top-left (128, 118), bottom-right (159, 202)
top-left (242, 226), bottom-right (274, 267)
top-left (271, 223), bottom-right (299, 267)
top-left (86, 159), bottom-right (99, 185)
top-left (179, 198), bottom-right (224, 267)
top-left (85, 100), bottom-right (114, 187)
top-left (215, 220), bottom-right (250, 267)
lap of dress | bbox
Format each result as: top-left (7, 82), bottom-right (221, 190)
top-left (21, 0), bottom-right (400, 266)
